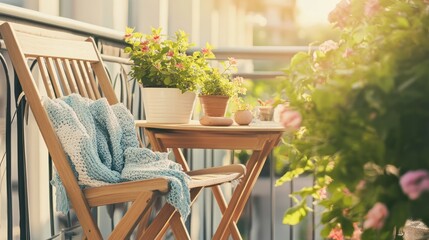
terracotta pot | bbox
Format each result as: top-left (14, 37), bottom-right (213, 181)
top-left (234, 110), bottom-right (253, 125)
top-left (199, 95), bottom-right (229, 117)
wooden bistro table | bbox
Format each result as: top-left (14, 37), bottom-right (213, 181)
top-left (135, 120), bottom-right (285, 240)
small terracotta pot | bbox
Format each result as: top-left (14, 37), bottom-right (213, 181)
top-left (234, 110), bottom-right (253, 125)
top-left (199, 95), bottom-right (229, 117)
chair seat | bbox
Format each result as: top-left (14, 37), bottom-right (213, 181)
top-left (187, 164), bottom-right (245, 188)
top-left (83, 178), bottom-right (170, 207)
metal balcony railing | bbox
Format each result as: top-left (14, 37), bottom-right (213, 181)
top-left (0, 3), bottom-right (318, 240)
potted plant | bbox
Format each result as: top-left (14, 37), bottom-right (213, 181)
top-left (198, 55), bottom-right (246, 117)
top-left (256, 98), bottom-right (285, 121)
top-left (124, 27), bottom-right (209, 123)
top-left (232, 97), bottom-right (253, 125)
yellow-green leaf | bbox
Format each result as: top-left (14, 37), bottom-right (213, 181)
top-left (282, 200), bottom-right (308, 225)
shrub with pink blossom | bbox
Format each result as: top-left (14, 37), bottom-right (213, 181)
top-left (277, 0), bottom-right (429, 239)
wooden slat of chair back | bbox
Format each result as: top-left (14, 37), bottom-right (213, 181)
top-left (10, 29), bottom-right (116, 104)
top-left (0, 22), bottom-right (169, 239)
top-left (15, 31), bottom-right (99, 61)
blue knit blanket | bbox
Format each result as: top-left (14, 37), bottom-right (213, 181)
top-left (43, 94), bottom-right (190, 219)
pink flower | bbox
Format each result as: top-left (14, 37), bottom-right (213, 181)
top-left (228, 57), bottom-right (237, 65)
top-left (363, 202), bottom-right (388, 230)
top-left (364, 0), bottom-right (381, 18)
top-left (400, 170), bottom-right (429, 200)
top-left (319, 40), bottom-right (339, 54)
top-left (279, 107), bottom-right (302, 130)
top-left (328, 0), bottom-right (351, 29)
top-left (328, 226), bottom-right (344, 240)
top-left (329, 223), bottom-right (361, 240)
top-left (356, 180), bottom-right (366, 192)
top-left (152, 35), bottom-right (160, 42)
top-left (343, 187), bottom-right (352, 196)
top-left (342, 48), bottom-right (353, 58)
top-left (318, 187), bottom-right (328, 199)
top-left (352, 223), bottom-right (362, 240)
top-left (140, 40), bottom-right (149, 46)
top-left (167, 50), bottom-right (174, 57)
top-left (141, 45), bottom-right (149, 52)
top-left (140, 41), bottom-right (149, 52)
top-left (175, 63), bottom-right (184, 69)
top-left (202, 48), bottom-right (211, 55)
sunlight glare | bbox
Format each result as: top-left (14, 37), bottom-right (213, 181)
top-left (296, 0), bottom-right (341, 26)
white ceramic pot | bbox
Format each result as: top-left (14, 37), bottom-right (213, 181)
top-left (142, 88), bottom-right (196, 123)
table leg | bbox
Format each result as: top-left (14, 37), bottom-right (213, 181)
top-left (231, 136), bottom-right (280, 223)
top-left (212, 186), bottom-right (242, 240)
top-left (213, 135), bottom-right (280, 240)
top-left (172, 148), bottom-right (190, 171)
top-left (168, 144), bottom-right (241, 238)
top-left (146, 130), bottom-right (190, 171)
top-left (145, 130), bottom-right (166, 152)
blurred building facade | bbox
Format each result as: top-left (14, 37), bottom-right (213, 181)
top-left (3, 0), bottom-right (298, 47)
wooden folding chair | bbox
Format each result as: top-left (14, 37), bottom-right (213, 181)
top-left (0, 22), bottom-right (245, 239)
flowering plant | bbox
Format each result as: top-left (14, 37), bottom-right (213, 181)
top-left (199, 56), bottom-right (246, 98)
top-left (231, 95), bottom-right (252, 111)
top-left (124, 27), bottom-right (209, 92)
top-left (278, 0), bottom-right (429, 239)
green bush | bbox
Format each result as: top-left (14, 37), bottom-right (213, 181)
top-left (278, 0), bottom-right (429, 239)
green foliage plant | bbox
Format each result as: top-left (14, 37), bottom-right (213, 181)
top-left (277, 0), bottom-right (429, 239)
top-left (199, 55), bottom-right (249, 111)
top-left (199, 56), bottom-right (247, 98)
top-left (124, 27), bottom-right (209, 92)
top-left (232, 96), bottom-right (252, 112)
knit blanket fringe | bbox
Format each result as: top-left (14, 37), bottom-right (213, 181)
top-left (43, 94), bottom-right (190, 219)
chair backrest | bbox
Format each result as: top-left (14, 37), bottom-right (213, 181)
top-left (0, 22), bottom-right (119, 238)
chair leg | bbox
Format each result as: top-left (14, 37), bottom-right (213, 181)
top-left (108, 191), bottom-right (154, 240)
top-left (135, 204), bottom-right (153, 238)
top-left (139, 204), bottom-right (176, 240)
top-left (230, 221), bottom-right (242, 240)
top-left (141, 187), bottom-right (204, 240)
top-left (170, 212), bottom-right (191, 240)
